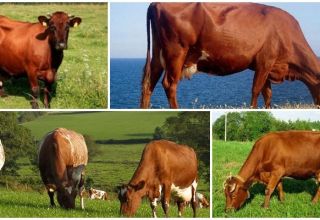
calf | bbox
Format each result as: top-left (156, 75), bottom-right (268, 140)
top-left (88, 188), bottom-right (108, 200)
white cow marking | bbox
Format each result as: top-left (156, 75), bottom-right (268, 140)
top-left (0, 139), bottom-right (5, 170)
top-left (66, 186), bottom-right (72, 195)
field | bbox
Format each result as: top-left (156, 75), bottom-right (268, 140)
top-left (0, 3), bottom-right (107, 108)
top-left (0, 112), bottom-right (210, 217)
top-left (213, 140), bottom-right (320, 217)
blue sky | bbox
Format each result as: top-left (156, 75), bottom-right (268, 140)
top-left (110, 3), bottom-right (320, 58)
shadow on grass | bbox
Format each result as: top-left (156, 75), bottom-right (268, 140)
top-left (1, 76), bottom-right (56, 106)
top-left (241, 178), bottom-right (318, 209)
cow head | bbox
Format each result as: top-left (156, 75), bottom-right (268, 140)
top-left (38, 11), bottom-right (81, 50)
top-left (223, 176), bottom-right (249, 212)
top-left (118, 181), bottom-right (145, 216)
top-left (57, 185), bottom-right (78, 209)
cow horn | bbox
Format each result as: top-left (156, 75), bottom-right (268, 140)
top-left (46, 13), bottom-right (52, 18)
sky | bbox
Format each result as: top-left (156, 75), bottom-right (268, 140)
top-left (110, 3), bottom-right (320, 58)
top-left (211, 110), bottom-right (320, 123)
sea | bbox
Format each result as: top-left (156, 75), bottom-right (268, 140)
top-left (110, 58), bottom-right (313, 109)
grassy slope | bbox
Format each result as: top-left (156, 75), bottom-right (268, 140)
top-left (0, 188), bottom-right (209, 217)
top-left (1, 112), bottom-right (210, 217)
top-left (213, 140), bottom-right (320, 217)
top-left (0, 3), bottom-right (107, 108)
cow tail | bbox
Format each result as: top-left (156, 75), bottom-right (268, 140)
top-left (140, 5), bottom-right (152, 108)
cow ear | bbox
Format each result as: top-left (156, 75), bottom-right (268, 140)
top-left (38, 16), bottom-right (49, 27)
top-left (134, 181), bottom-right (145, 191)
top-left (69, 17), bottom-right (82, 27)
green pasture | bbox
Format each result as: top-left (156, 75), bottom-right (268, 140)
top-left (213, 140), bottom-right (320, 217)
top-left (0, 112), bottom-right (210, 217)
top-left (0, 3), bottom-right (107, 108)
top-left (0, 188), bottom-right (209, 217)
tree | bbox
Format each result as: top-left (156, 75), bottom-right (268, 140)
top-left (0, 112), bottom-right (35, 175)
top-left (153, 112), bottom-right (210, 183)
top-left (84, 134), bottom-right (100, 161)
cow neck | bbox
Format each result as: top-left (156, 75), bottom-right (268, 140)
top-left (237, 145), bottom-right (261, 188)
top-left (129, 161), bottom-right (153, 196)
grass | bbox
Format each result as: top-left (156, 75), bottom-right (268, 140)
top-left (0, 188), bottom-right (209, 217)
top-left (213, 139), bottom-right (320, 217)
top-left (0, 112), bottom-right (210, 217)
top-left (0, 3), bottom-right (107, 108)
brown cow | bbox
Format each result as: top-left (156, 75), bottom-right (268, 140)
top-left (140, 3), bottom-right (320, 109)
top-left (118, 140), bottom-right (198, 217)
top-left (0, 12), bottom-right (81, 108)
top-left (224, 130), bottom-right (320, 211)
top-left (38, 128), bottom-right (88, 209)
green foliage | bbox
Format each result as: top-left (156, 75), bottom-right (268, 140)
top-left (213, 140), bottom-right (320, 217)
top-left (83, 135), bottom-right (100, 161)
top-left (17, 112), bottom-right (47, 123)
top-left (153, 112), bottom-right (210, 183)
top-left (0, 112), bottom-right (35, 175)
top-left (213, 112), bottom-right (320, 141)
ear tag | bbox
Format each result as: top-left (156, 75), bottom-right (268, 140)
top-left (42, 22), bottom-right (47, 27)
top-left (73, 22), bottom-right (78, 27)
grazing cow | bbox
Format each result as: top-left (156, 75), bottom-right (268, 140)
top-left (224, 130), bottom-right (320, 211)
top-left (0, 12), bottom-right (81, 108)
top-left (118, 140), bottom-right (198, 217)
top-left (38, 128), bottom-right (88, 209)
top-left (196, 192), bottom-right (209, 208)
top-left (88, 188), bottom-right (108, 200)
top-left (141, 3), bottom-right (320, 109)
top-left (0, 139), bottom-right (5, 170)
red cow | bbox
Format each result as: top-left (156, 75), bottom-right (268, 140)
top-left (0, 12), bottom-right (81, 108)
top-left (141, 3), bottom-right (320, 109)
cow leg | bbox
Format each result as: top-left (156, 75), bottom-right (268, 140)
top-left (312, 172), bottom-right (320, 203)
top-left (150, 198), bottom-right (158, 217)
top-left (43, 82), bottom-right (53, 109)
top-left (161, 184), bottom-right (171, 217)
top-left (262, 79), bottom-right (272, 109)
top-left (177, 201), bottom-right (184, 217)
top-left (250, 69), bottom-right (270, 108)
top-left (28, 75), bottom-right (40, 109)
top-left (48, 190), bottom-right (55, 207)
top-left (191, 186), bottom-right (197, 218)
top-left (263, 172), bottom-right (283, 208)
top-left (79, 173), bottom-right (85, 209)
top-left (0, 80), bottom-right (6, 97)
top-left (162, 47), bottom-right (187, 108)
top-left (277, 181), bottom-right (285, 202)
top-left (140, 50), bottom-right (164, 108)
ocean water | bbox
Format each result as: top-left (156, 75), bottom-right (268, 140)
top-left (110, 58), bottom-right (313, 109)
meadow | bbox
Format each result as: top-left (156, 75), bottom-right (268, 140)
top-left (0, 4), bottom-right (107, 108)
top-left (0, 112), bottom-right (210, 217)
top-left (213, 140), bottom-right (320, 217)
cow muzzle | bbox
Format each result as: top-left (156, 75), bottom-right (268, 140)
top-left (55, 42), bottom-right (67, 50)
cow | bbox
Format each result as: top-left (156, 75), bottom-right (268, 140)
top-left (0, 11), bottom-right (81, 108)
top-left (196, 192), bottom-right (209, 208)
top-left (223, 130), bottom-right (320, 211)
top-left (0, 139), bottom-right (5, 170)
top-left (38, 128), bottom-right (88, 209)
top-left (88, 188), bottom-right (108, 200)
top-left (118, 140), bottom-right (198, 217)
top-left (140, 3), bottom-right (320, 109)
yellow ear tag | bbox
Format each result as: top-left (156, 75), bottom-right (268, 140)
top-left (73, 22), bottom-right (78, 27)
top-left (42, 22), bottom-right (47, 27)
